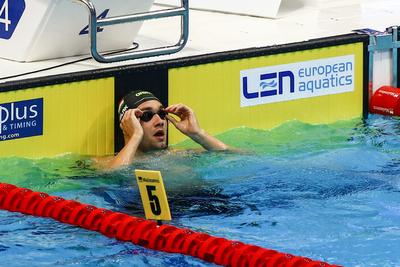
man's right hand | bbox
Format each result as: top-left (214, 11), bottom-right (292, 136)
top-left (98, 109), bottom-right (144, 170)
top-left (120, 109), bottom-right (144, 142)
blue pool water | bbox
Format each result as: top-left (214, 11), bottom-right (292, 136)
top-left (0, 114), bottom-right (399, 267)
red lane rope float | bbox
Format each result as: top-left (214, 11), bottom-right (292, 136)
top-left (0, 183), bottom-right (341, 267)
top-left (370, 86), bottom-right (400, 116)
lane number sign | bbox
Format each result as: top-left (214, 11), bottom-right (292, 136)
top-left (135, 169), bottom-right (171, 221)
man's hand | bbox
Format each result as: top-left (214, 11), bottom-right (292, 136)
top-left (120, 109), bottom-right (144, 142)
top-left (165, 104), bottom-right (201, 138)
top-left (166, 103), bottom-right (228, 151)
top-left (98, 109), bottom-right (144, 170)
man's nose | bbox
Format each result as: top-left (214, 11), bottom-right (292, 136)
top-left (153, 114), bottom-right (164, 125)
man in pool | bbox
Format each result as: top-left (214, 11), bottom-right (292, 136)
top-left (96, 90), bottom-right (228, 169)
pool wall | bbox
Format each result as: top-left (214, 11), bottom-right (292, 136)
top-left (0, 33), bottom-right (369, 157)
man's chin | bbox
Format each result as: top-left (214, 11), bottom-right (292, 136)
top-left (160, 143), bottom-right (168, 149)
top-left (152, 139), bottom-right (167, 150)
top-left (157, 139), bottom-right (167, 148)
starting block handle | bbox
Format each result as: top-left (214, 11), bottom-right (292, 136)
top-left (390, 26), bottom-right (398, 87)
top-left (354, 26), bottom-right (400, 89)
top-left (74, 0), bottom-right (189, 63)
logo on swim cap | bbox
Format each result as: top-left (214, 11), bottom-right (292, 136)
top-left (118, 102), bottom-right (129, 122)
top-left (135, 91), bottom-right (152, 97)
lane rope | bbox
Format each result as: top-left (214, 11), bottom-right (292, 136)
top-left (0, 183), bottom-right (341, 267)
top-left (369, 86), bottom-right (400, 116)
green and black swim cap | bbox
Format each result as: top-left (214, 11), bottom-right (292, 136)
top-left (118, 90), bottom-right (160, 121)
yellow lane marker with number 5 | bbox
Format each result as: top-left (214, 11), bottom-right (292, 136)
top-left (135, 169), bottom-right (171, 221)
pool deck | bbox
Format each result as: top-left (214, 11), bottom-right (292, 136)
top-left (1, 0), bottom-right (400, 85)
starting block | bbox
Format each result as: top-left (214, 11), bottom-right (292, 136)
top-left (0, 0), bottom-right (189, 62)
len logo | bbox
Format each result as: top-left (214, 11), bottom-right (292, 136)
top-left (242, 71), bottom-right (295, 99)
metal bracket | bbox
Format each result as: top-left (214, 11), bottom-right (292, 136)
top-left (74, 0), bottom-right (189, 63)
top-left (354, 26), bottom-right (400, 88)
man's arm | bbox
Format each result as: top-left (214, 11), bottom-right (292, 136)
top-left (94, 109), bottom-right (144, 170)
top-left (165, 103), bottom-right (228, 151)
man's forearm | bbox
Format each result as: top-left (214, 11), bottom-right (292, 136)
top-left (189, 129), bottom-right (228, 151)
top-left (107, 135), bottom-right (142, 169)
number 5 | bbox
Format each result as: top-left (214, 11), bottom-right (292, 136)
top-left (0, 0), bottom-right (11, 32)
top-left (146, 185), bottom-right (162, 216)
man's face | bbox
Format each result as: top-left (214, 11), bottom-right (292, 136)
top-left (137, 100), bottom-right (168, 152)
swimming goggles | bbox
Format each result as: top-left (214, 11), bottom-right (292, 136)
top-left (140, 109), bottom-right (168, 122)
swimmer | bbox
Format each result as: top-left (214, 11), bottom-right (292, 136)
top-left (95, 90), bottom-right (228, 169)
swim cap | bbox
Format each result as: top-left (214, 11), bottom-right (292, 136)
top-left (118, 90), bottom-right (160, 121)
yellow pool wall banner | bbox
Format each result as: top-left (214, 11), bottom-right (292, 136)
top-left (0, 78), bottom-right (114, 157)
top-left (168, 43), bottom-right (365, 144)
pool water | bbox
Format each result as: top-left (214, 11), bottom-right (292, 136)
top-left (0, 115), bottom-right (399, 267)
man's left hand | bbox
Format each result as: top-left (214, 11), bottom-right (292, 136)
top-left (165, 103), bottom-right (201, 138)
